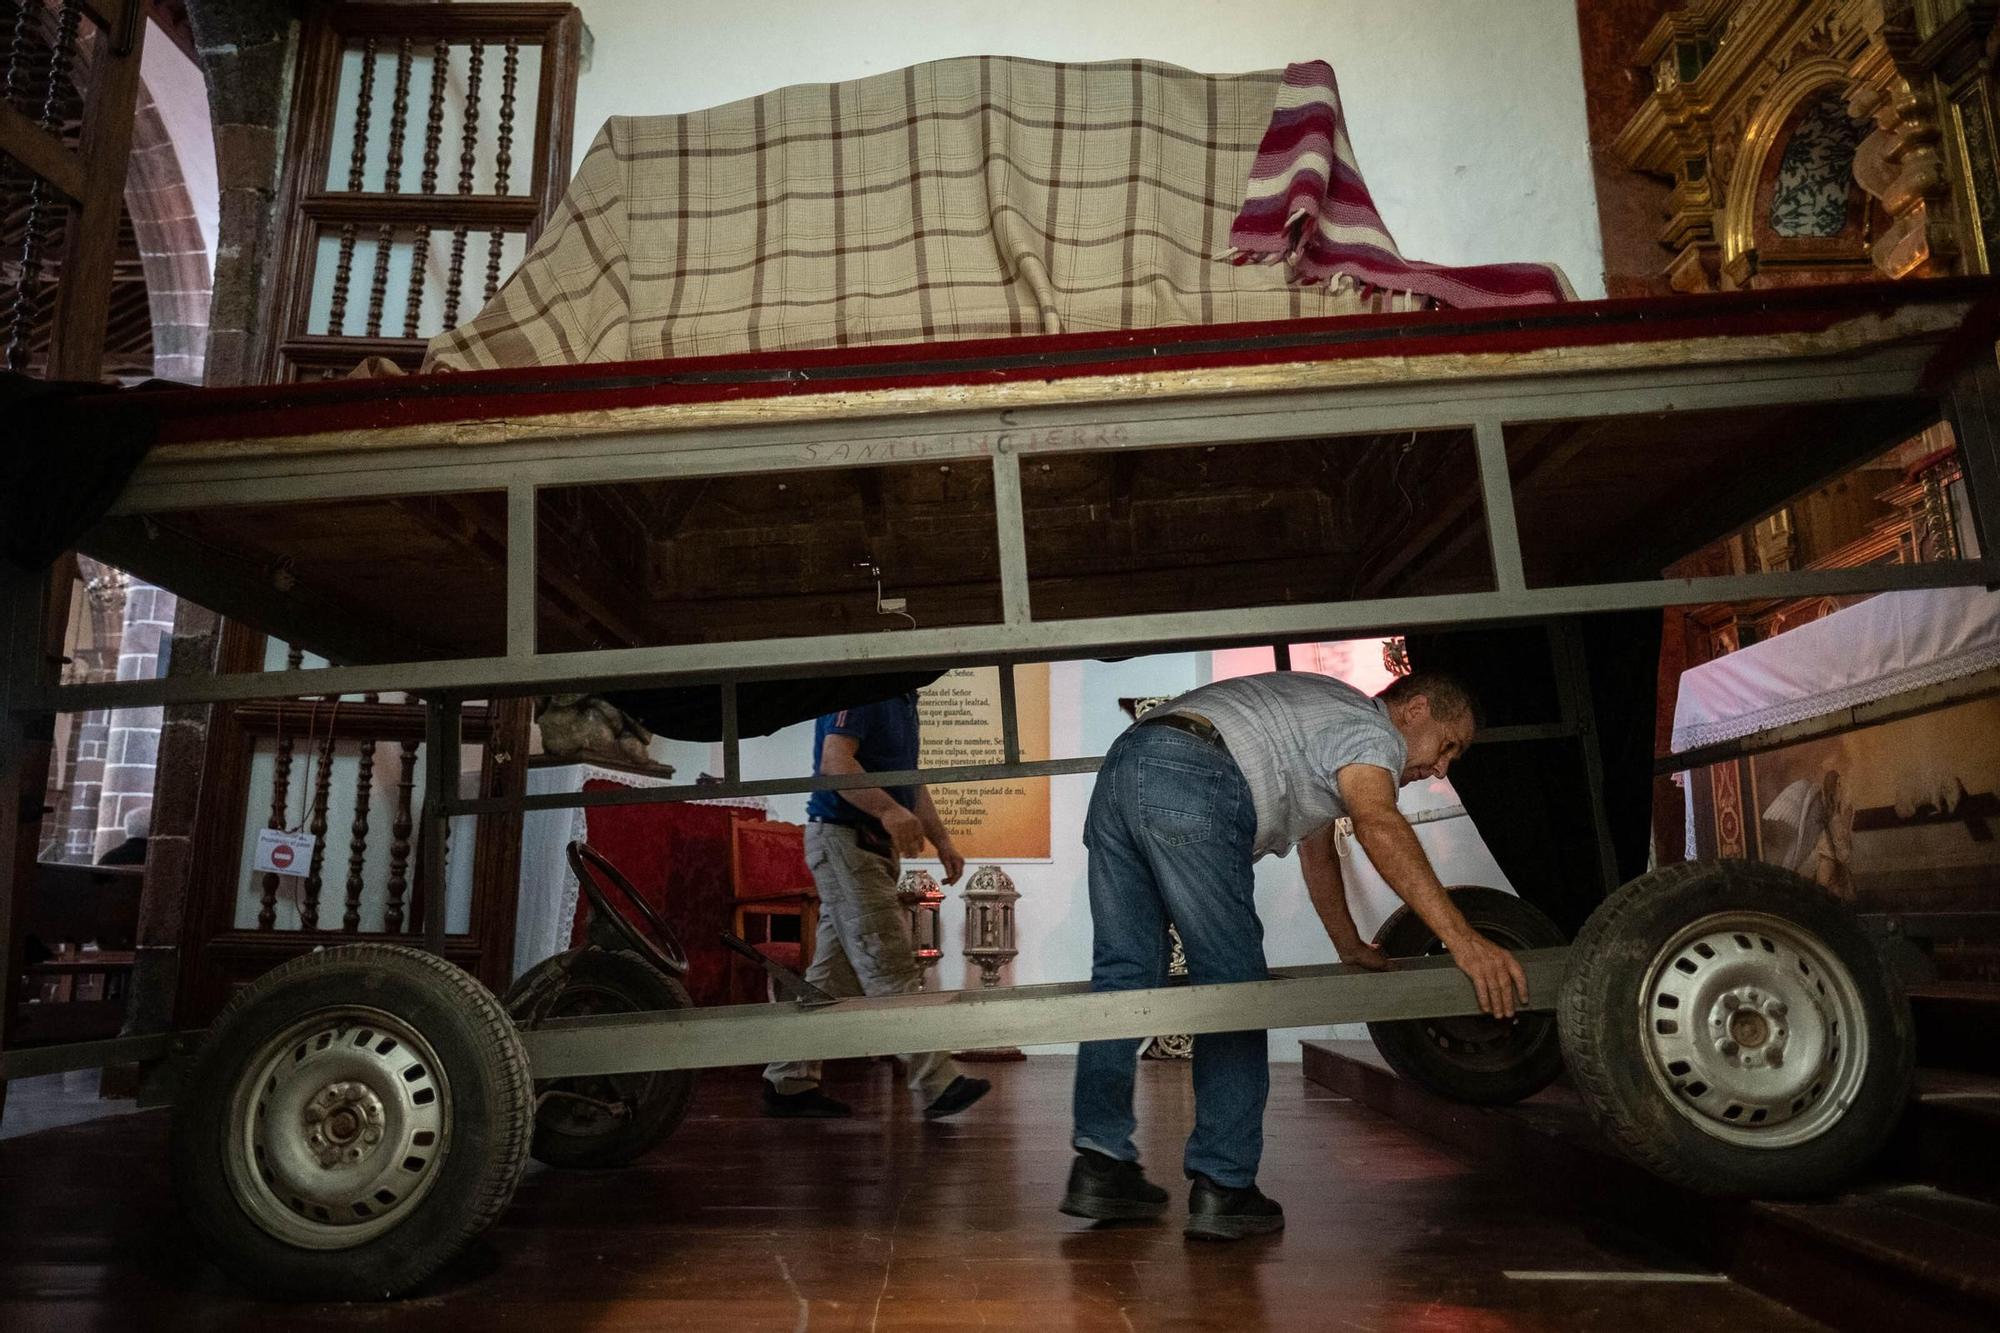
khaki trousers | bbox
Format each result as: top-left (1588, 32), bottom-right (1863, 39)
top-left (763, 822), bottom-right (961, 1102)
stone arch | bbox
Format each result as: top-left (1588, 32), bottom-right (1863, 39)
top-left (124, 78), bottom-right (212, 383)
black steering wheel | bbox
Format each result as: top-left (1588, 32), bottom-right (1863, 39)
top-left (567, 840), bottom-right (689, 978)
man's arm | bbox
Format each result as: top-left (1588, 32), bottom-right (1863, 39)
top-left (911, 784), bottom-right (964, 884)
top-left (1336, 763), bottom-right (1529, 1018)
top-left (819, 732), bottom-right (926, 857)
top-left (1299, 825), bottom-right (1391, 971)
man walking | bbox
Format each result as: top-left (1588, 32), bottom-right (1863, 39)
top-left (762, 692), bottom-right (992, 1120)
top-left (1061, 669), bottom-right (1527, 1238)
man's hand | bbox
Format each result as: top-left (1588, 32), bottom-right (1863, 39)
top-left (935, 835), bottom-right (966, 885)
top-left (1444, 930), bottom-right (1529, 1019)
top-left (881, 805), bottom-right (928, 859)
top-left (1336, 940), bottom-right (1395, 972)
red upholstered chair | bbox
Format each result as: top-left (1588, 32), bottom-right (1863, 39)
top-left (571, 782), bottom-right (763, 1007)
top-left (729, 819), bottom-right (818, 1002)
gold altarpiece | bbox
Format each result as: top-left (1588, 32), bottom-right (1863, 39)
top-left (1616, 0), bottom-right (2000, 291)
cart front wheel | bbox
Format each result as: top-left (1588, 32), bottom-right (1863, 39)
top-left (170, 944), bottom-right (533, 1300)
top-left (504, 948), bottom-right (697, 1168)
top-left (1559, 860), bottom-right (1912, 1197)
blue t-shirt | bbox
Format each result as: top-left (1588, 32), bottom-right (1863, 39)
top-left (805, 693), bottom-right (921, 832)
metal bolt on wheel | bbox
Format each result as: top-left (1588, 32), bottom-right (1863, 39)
top-left (1642, 912), bottom-right (1868, 1151)
top-left (228, 1008), bottom-right (453, 1249)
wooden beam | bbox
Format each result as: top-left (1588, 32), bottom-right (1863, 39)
top-left (301, 192), bottom-right (543, 228)
top-left (0, 102), bottom-right (87, 201)
top-left (48, 2), bottom-right (147, 381)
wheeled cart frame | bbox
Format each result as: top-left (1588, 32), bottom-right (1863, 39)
top-left (6, 281), bottom-right (2000, 1298)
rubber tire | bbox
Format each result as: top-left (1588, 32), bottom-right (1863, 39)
top-left (504, 949), bottom-right (697, 1169)
top-left (1365, 886), bottom-right (1568, 1105)
top-left (1559, 859), bottom-right (1914, 1199)
top-left (169, 944), bottom-right (534, 1301)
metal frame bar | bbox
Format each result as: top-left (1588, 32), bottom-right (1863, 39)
top-left (519, 948), bottom-right (1574, 1079)
top-left (0, 566), bottom-right (44, 1083)
top-left (1474, 417), bottom-right (1527, 594)
top-left (1946, 357), bottom-right (2000, 558)
top-left (0, 1031), bottom-right (180, 1082)
top-left (1550, 620), bottom-right (1621, 896)
top-left (420, 695), bottom-right (461, 954)
top-left (506, 481), bottom-right (537, 659)
top-left (38, 560), bottom-right (1998, 716)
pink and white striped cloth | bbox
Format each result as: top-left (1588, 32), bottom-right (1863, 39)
top-left (1226, 61), bottom-right (1575, 310)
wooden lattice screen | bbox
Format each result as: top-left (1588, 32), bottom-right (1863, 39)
top-left (262, 1), bottom-right (581, 381)
top-left (0, 0), bottom-right (146, 381)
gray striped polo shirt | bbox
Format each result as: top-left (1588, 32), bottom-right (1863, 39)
top-left (1158, 671), bottom-right (1407, 859)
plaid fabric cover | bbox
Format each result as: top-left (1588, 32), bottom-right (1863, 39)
top-left (424, 56), bottom-right (1564, 370)
top-left (1225, 61), bottom-right (1574, 308)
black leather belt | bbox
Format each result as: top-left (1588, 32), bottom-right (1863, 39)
top-left (1138, 711), bottom-right (1228, 753)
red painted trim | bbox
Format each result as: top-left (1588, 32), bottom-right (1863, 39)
top-left (76, 278), bottom-right (2000, 447)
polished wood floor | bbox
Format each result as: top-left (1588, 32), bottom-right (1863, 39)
top-left (0, 1058), bottom-right (1824, 1331)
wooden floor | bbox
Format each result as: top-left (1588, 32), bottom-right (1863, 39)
top-left (0, 1058), bottom-right (1824, 1331)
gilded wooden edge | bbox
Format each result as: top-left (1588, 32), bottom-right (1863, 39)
top-left (155, 304), bottom-right (1966, 464)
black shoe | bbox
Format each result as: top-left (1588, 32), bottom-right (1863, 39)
top-left (922, 1075), bottom-right (992, 1120)
top-left (761, 1083), bottom-right (853, 1118)
top-left (1059, 1149), bottom-right (1170, 1221)
top-left (1185, 1174), bottom-right (1285, 1240)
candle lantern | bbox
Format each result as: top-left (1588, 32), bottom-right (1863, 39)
top-left (961, 864), bottom-right (1021, 989)
top-left (958, 864), bottom-right (1025, 1061)
top-left (896, 867), bottom-right (945, 981)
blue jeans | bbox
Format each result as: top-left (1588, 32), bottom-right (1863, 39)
top-left (1072, 723), bottom-right (1268, 1188)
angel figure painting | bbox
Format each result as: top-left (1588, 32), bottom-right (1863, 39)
top-left (1738, 695), bottom-right (2000, 913)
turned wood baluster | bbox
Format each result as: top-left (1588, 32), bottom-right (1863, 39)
top-left (344, 735), bottom-right (375, 932)
top-left (301, 726), bottom-right (336, 931)
top-left (443, 36), bottom-right (482, 327)
top-left (366, 38), bottom-right (412, 338)
top-left (258, 646), bottom-right (306, 930)
top-left (5, 0), bottom-right (81, 371)
top-left (328, 37), bottom-right (378, 335)
top-left (385, 739), bottom-right (419, 933)
top-left (405, 37), bottom-right (450, 337)
top-left (483, 37), bottom-right (520, 301)
top-left (4, 0), bottom-right (33, 109)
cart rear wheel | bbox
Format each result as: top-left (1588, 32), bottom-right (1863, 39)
top-left (169, 944), bottom-right (532, 1301)
top-left (503, 948), bottom-right (697, 1168)
top-left (1559, 860), bottom-right (1912, 1197)
top-left (1366, 886), bottom-right (1567, 1105)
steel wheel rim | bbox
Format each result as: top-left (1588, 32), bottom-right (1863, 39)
top-left (1639, 910), bottom-right (1869, 1151)
top-left (225, 1007), bottom-right (452, 1249)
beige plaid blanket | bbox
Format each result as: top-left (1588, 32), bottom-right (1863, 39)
top-left (423, 56), bottom-right (1414, 369)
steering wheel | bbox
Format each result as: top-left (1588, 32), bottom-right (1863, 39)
top-left (567, 840), bottom-right (689, 978)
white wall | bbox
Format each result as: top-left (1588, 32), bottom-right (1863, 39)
top-left (564, 0), bottom-right (1606, 295)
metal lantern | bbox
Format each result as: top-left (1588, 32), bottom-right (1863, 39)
top-left (961, 864), bottom-right (1020, 990)
top-left (896, 867), bottom-right (945, 980)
